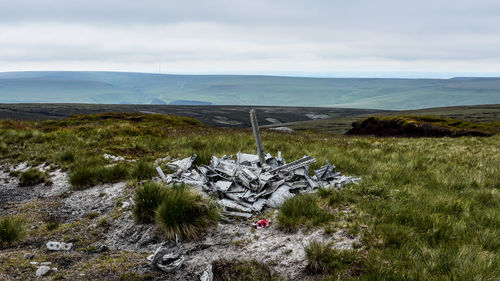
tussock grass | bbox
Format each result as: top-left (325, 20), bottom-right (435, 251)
top-left (212, 259), bottom-right (283, 281)
top-left (69, 163), bottom-right (129, 189)
top-left (58, 150), bottom-right (75, 163)
top-left (132, 182), bottom-right (167, 224)
top-left (0, 217), bottom-right (26, 244)
top-left (304, 241), bottom-right (359, 275)
top-left (155, 185), bottom-right (220, 240)
top-left (129, 159), bottom-right (156, 180)
top-left (277, 193), bottom-right (333, 232)
top-left (18, 168), bottom-right (50, 186)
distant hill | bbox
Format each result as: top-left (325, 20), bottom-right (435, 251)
top-left (0, 71), bottom-right (499, 109)
top-left (169, 100), bottom-right (212, 105)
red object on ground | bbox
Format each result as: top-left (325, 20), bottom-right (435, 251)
top-left (253, 219), bottom-right (271, 229)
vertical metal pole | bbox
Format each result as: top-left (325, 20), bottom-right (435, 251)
top-left (250, 109), bottom-right (266, 167)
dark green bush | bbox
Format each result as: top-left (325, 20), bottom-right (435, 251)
top-left (133, 182), bottom-right (167, 224)
top-left (305, 241), bottom-right (357, 275)
top-left (277, 193), bottom-right (333, 232)
top-left (0, 217), bottom-right (26, 244)
top-left (18, 168), bottom-right (49, 186)
top-left (155, 185), bottom-right (220, 240)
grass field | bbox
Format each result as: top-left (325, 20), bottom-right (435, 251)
top-left (0, 113), bottom-right (499, 280)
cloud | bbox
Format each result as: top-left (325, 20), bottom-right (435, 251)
top-left (1, 0), bottom-right (499, 75)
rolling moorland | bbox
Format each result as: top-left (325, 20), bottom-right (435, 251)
top-left (1, 71), bottom-right (500, 109)
top-left (0, 107), bottom-right (499, 280)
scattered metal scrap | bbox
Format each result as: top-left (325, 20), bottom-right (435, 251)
top-left (155, 110), bottom-right (360, 219)
top-left (156, 153), bottom-right (359, 218)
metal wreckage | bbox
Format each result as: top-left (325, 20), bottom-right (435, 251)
top-left (155, 110), bottom-right (360, 219)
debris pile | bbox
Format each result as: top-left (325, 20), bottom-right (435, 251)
top-left (156, 109), bottom-right (360, 219)
top-left (157, 152), bottom-right (360, 218)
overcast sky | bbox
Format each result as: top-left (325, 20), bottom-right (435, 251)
top-left (1, 0), bottom-right (500, 77)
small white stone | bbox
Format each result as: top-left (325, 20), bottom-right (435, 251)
top-left (51, 267), bottom-right (58, 272)
top-left (30, 262), bottom-right (38, 265)
top-left (121, 201), bottom-right (131, 209)
top-left (36, 266), bottom-right (50, 277)
top-left (40, 262), bottom-right (51, 266)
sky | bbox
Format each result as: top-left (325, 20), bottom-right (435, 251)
top-left (1, 0), bottom-right (500, 77)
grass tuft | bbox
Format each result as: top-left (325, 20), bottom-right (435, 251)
top-left (155, 185), bottom-right (220, 240)
top-left (0, 217), bottom-right (26, 244)
top-left (212, 259), bottom-right (283, 281)
top-left (304, 241), bottom-right (358, 275)
top-left (277, 193), bottom-right (333, 232)
top-left (132, 181), bottom-right (167, 224)
top-left (129, 159), bottom-right (156, 180)
top-left (18, 168), bottom-right (50, 186)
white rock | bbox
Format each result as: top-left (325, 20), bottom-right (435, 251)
top-left (30, 262), bottom-right (38, 265)
top-left (36, 266), bottom-right (50, 277)
top-left (269, 126), bottom-right (295, 133)
top-left (121, 201), bottom-right (131, 210)
top-left (40, 262), bottom-right (51, 266)
top-left (46, 241), bottom-right (72, 251)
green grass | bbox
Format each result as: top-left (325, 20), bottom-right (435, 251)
top-left (212, 259), bottom-right (284, 281)
top-left (155, 185), bottom-right (220, 240)
top-left (304, 241), bottom-right (359, 275)
top-left (0, 217), bottom-right (26, 244)
top-left (277, 193), bottom-right (333, 232)
top-left (0, 113), bottom-right (499, 280)
top-left (132, 181), bottom-right (167, 224)
top-left (18, 168), bottom-right (50, 186)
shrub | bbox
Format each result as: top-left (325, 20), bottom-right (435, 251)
top-left (18, 168), bottom-right (49, 186)
top-left (212, 259), bottom-right (283, 281)
top-left (133, 182), bottom-right (167, 224)
top-left (0, 217), bottom-right (26, 244)
top-left (155, 185), bottom-right (220, 240)
top-left (304, 241), bottom-right (358, 275)
top-left (277, 194), bottom-right (333, 232)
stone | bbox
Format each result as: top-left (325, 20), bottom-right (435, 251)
top-left (36, 266), bottom-right (50, 277)
top-left (24, 253), bottom-right (34, 260)
top-left (121, 201), bottom-right (131, 210)
top-left (269, 126), bottom-right (295, 133)
top-left (46, 241), bottom-right (73, 251)
top-left (200, 264), bottom-right (213, 281)
top-left (40, 262), bottom-right (51, 266)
